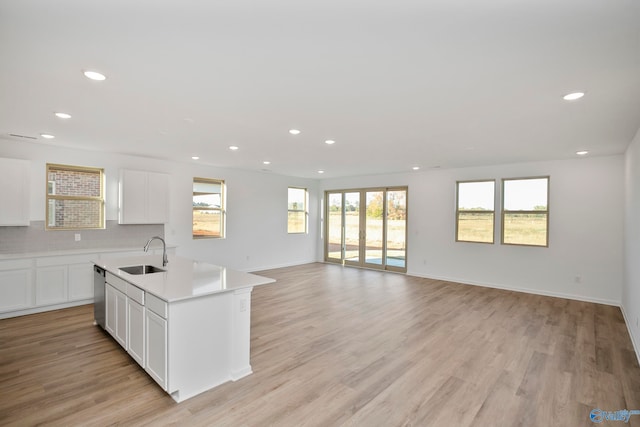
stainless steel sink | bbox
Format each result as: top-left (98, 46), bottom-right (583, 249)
top-left (119, 265), bottom-right (166, 275)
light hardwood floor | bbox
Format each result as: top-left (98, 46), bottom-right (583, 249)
top-left (1, 263), bottom-right (639, 426)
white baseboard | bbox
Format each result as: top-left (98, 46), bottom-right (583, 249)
top-left (620, 305), bottom-right (640, 367)
top-left (406, 270), bottom-right (620, 306)
top-left (0, 298), bottom-right (93, 320)
top-left (246, 259), bottom-right (318, 273)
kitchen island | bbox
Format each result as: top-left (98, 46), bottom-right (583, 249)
top-left (93, 254), bottom-right (275, 403)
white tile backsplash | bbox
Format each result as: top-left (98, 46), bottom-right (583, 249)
top-left (0, 220), bottom-right (164, 254)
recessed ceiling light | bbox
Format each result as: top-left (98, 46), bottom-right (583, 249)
top-left (54, 112), bottom-right (71, 119)
top-left (412, 166), bottom-right (420, 170)
top-left (317, 170), bottom-right (325, 174)
top-left (229, 145), bottom-right (239, 151)
top-left (263, 161), bottom-right (271, 165)
top-left (289, 129), bottom-right (301, 135)
top-left (191, 156), bottom-right (200, 160)
top-left (576, 150), bottom-right (589, 156)
top-left (325, 139), bottom-right (335, 145)
top-left (83, 70), bottom-right (106, 81)
top-left (40, 133), bottom-right (55, 139)
top-left (563, 92), bottom-right (585, 101)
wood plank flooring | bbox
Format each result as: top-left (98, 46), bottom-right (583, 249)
top-left (1, 263), bottom-right (639, 426)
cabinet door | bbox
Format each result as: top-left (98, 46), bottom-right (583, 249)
top-left (35, 265), bottom-right (67, 306)
top-left (127, 299), bottom-right (145, 367)
top-left (105, 284), bottom-right (127, 348)
top-left (145, 309), bottom-right (167, 390)
top-left (119, 169), bottom-right (147, 224)
top-left (105, 284), bottom-right (117, 336)
top-left (0, 158), bottom-right (30, 226)
top-left (68, 263), bottom-right (94, 301)
top-left (115, 289), bottom-right (128, 348)
top-left (147, 172), bottom-right (169, 224)
top-left (0, 268), bottom-right (32, 312)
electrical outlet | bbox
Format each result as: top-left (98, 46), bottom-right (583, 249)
top-left (240, 299), bottom-right (247, 312)
top-left (74, 233), bottom-right (81, 242)
top-left (574, 275), bottom-right (582, 284)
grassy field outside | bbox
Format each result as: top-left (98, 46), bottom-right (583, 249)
top-left (327, 212), bottom-right (406, 261)
top-left (193, 211), bottom-right (222, 238)
top-left (503, 213), bottom-right (547, 246)
top-left (457, 212), bottom-right (494, 243)
top-left (457, 212), bottom-right (547, 246)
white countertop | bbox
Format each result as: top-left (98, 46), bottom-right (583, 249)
top-left (0, 245), bottom-right (177, 261)
top-left (95, 255), bottom-right (275, 303)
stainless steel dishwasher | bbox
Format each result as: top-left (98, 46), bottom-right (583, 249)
top-left (93, 265), bottom-right (106, 328)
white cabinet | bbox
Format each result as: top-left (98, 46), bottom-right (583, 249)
top-left (105, 284), bottom-right (117, 336)
top-left (0, 158), bottom-right (30, 226)
top-left (0, 260), bottom-right (33, 312)
top-left (145, 308), bottom-right (168, 390)
top-left (105, 283), bottom-right (127, 348)
top-left (35, 256), bottom-right (94, 307)
top-left (68, 263), bottom-right (94, 301)
top-left (119, 169), bottom-right (170, 224)
top-left (127, 298), bottom-right (145, 366)
top-left (35, 265), bottom-right (67, 305)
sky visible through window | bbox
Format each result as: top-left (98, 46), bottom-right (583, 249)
top-left (458, 181), bottom-right (494, 210)
top-left (504, 178), bottom-right (548, 210)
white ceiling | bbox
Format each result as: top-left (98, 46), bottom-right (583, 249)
top-left (1, 0), bottom-right (639, 179)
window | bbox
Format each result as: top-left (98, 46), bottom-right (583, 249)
top-left (456, 180), bottom-right (495, 243)
top-left (288, 187), bottom-right (308, 233)
top-left (502, 177), bottom-right (549, 247)
top-left (193, 178), bottom-right (225, 239)
top-left (46, 163), bottom-right (104, 230)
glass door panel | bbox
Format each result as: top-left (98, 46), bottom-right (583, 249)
top-left (343, 192), bottom-right (361, 264)
top-left (324, 188), bottom-right (407, 272)
top-left (386, 189), bottom-right (407, 269)
top-left (326, 193), bottom-right (343, 261)
top-left (364, 191), bottom-right (384, 266)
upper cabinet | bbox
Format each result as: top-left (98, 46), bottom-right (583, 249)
top-left (119, 169), bottom-right (170, 224)
top-left (0, 158), bottom-right (30, 226)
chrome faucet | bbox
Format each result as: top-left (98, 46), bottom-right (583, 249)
top-left (144, 236), bottom-right (168, 267)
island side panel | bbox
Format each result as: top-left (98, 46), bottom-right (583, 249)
top-left (168, 292), bottom-right (233, 403)
top-left (230, 287), bottom-right (253, 380)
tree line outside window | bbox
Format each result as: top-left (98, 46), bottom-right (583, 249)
top-left (456, 177), bottom-right (549, 247)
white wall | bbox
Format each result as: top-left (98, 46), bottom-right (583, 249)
top-left (0, 139), bottom-right (319, 271)
top-left (0, 137), bottom-right (626, 304)
top-left (320, 155), bottom-right (624, 305)
top-left (624, 129), bottom-right (640, 359)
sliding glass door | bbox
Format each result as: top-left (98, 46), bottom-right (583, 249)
top-left (325, 187), bottom-right (407, 272)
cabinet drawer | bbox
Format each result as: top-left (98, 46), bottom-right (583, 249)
top-left (106, 272), bottom-right (128, 293)
top-left (146, 293), bottom-right (167, 318)
top-left (127, 284), bottom-right (145, 305)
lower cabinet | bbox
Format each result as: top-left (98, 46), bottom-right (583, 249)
top-left (145, 309), bottom-right (168, 390)
top-left (68, 263), bottom-right (94, 301)
top-left (105, 273), bottom-right (167, 389)
top-left (105, 283), bottom-right (127, 348)
top-left (127, 298), bottom-right (145, 366)
top-left (0, 260), bottom-right (32, 312)
top-left (35, 265), bottom-right (67, 305)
